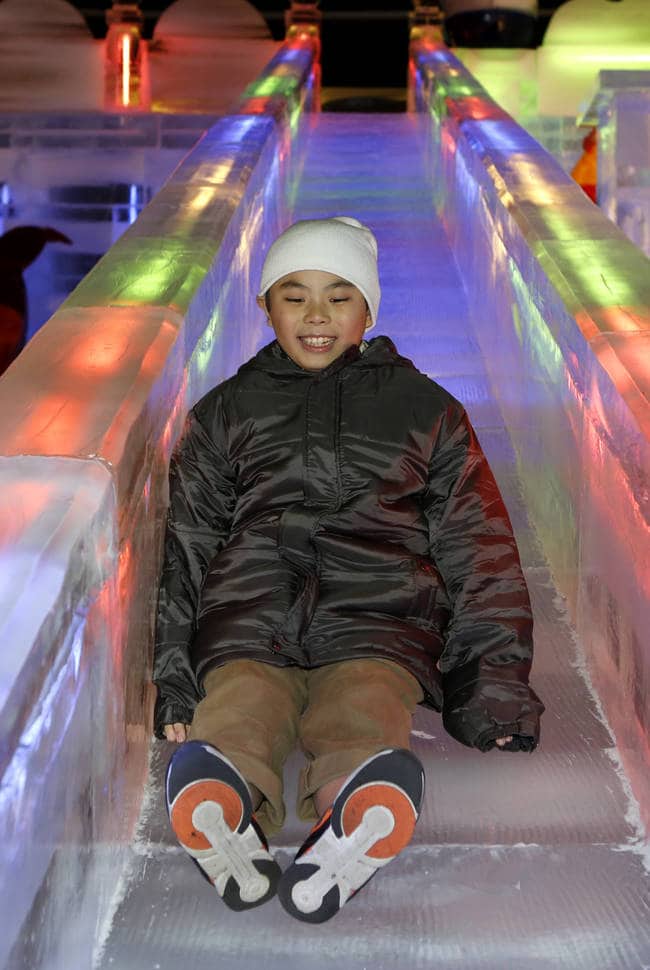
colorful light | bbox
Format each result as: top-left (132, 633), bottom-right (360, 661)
top-left (238, 28), bottom-right (319, 122)
top-left (121, 33), bottom-right (131, 107)
top-left (104, 3), bottom-right (147, 111)
top-left (0, 182), bottom-right (10, 235)
top-left (128, 184), bottom-right (139, 225)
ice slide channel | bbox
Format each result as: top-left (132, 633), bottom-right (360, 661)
top-left (1, 32), bottom-right (650, 970)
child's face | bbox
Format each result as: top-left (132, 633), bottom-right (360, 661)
top-left (257, 269), bottom-right (371, 371)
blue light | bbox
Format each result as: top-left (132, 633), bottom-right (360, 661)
top-left (128, 183), bottom-right (139, 225)
top-left (221, 116), bottom-right (262, 143)
top-left (0, 182), bottom-right (11, 235)
top-left (464, 120), bottom-right (541, 155)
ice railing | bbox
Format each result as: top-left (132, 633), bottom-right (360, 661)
top-left (0, 34), bottom-right (317, 968)
top-left (410, 33), bottom-right (650, 829)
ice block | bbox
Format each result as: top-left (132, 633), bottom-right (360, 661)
top-left (410, 36), bottom-right (650, 826)
top-left (0, 36), bottom-right (319, 967)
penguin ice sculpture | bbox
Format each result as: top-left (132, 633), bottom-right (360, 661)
top-left (0, 226), bottom-right (72, 376)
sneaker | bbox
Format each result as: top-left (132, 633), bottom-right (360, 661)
top-left (166, 740), bottom-right (281, 910)
top-left (278, 748), bottom-right (424, 923)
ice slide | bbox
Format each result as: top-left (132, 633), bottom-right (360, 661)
top-left (1, 30), bottom-right (649, 970)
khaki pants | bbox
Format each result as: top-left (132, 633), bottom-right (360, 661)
top-left (189, 657), bottom-right (423, 836)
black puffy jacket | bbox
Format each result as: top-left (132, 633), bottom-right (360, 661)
top-left (153, 337), bottom-right (544, 750)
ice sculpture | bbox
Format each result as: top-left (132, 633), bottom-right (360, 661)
top-left (2, 17), bottom-right (650, 970)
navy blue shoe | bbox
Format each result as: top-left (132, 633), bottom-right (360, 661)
top-left (278, 748), bottom-right (424, 923)
top-left (166, 741), bottom-right (281, 910)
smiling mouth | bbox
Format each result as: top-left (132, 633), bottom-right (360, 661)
top-left (298, 335), bottom-right (336, 351)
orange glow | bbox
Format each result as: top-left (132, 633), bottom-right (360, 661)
top-left (122, 34), bottom-right (131, 106)
top-left (119, 539), bottom-right (134, 598)
top-left (286, 23), bottom-right (320, 57)
top-left (13, 393), bottom-right (89, 455)
top-left (582, 400), bottom-right (650, 600)
top-left (575, 306), bottom-right (650, 342)
top-left (571, 128), bottom-right (597, 204)
top-left (104, 13), bottom-right (147, 111)
top-left (447, 95), bottom-right (509, 122)
top-left (240, 96), bottom-right (274, 115)
top-left (66, 328), bottom-right (134, 375)
top-left (589, 336), bottom-right (650, 440)
top-left (0, 480), bottom-right (53, 546)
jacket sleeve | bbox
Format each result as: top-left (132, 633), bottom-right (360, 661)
top-left (423, 402), bottom-right (544, 752)
top-left (153, 398), bottom-right (237, 739)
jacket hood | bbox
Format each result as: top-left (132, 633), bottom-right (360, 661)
top-left (241, 335), bottom-right (416, 380)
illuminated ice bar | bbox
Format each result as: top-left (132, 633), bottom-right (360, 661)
top-left (410, 33), bottom-right (650, 824)
top-left (1, 24), bottom-right (650, 969)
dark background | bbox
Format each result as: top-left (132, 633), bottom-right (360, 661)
top-left (71, 2), bottom-right (570, 87)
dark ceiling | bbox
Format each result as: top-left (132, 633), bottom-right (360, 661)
top-left (70, 2), bottom-right (568, 87)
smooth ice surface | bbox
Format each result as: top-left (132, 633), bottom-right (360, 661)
top-left (94, 114), bottom-right (650, 970)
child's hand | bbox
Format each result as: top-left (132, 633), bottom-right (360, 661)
top-left (164, 723), bottom-right (190, 743)
top-left (495, 736), bottom-right (513, 748)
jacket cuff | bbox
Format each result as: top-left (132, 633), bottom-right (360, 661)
top-left (153, 699), bottom-right (194, 740)
top-left (473, 722), bottom-right (538, 753)
top-left (442, 676), bottom-right (544, 751)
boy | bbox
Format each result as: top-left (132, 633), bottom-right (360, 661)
top-left (154, 216), bottom-right (544, 923)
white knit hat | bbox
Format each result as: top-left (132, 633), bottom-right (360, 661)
top-left (258, 216), bottom-right (381, 328)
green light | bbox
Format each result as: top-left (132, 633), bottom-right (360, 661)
top-left (508, 255), bottom-right (564, 384)
top-left (437, 75), bottom-right (482, 100)
top-left (532, 239), bottom-right (643, 309)
top-left (64, 237), bottom-right (211, 314)
top-left (194, 305), bottom-right (223, 377)
top-left (512, 300), bottom-right (523, 346)
top-left (289, 96), bottom-right (302, 134)
top-left (244, 75), bottom-right (299, 100)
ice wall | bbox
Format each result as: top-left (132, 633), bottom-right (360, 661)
top-left (0, 112), bottom-right (220, 338)
top-left (0, 35), bottom-right (318, 969)
top-left (410, 34), bottom-right (650, 826)
top-left (582, 70), bottom-right (650, 258)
